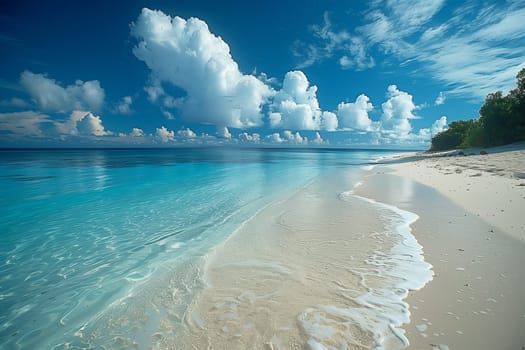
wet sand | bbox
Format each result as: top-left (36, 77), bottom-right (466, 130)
top-left (359, 146), bottom-right (525, 349)
top-left (170, 168), bottom-right (433, 349)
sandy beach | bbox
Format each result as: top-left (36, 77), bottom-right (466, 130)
top-left (88, 146), bottom-right (525, 350)
top-left (157, 145), bottom-right (525, 350)
top-left (357, 144), bottom-right (525, 349)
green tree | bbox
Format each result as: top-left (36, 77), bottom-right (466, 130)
top-left (430, 67), bottom-right (525, 151)
top-left (507, 68), bottom-right (525, 141)
top-left (478, 91), bottom-right (512, 146)
top-left (430, 120), bottom-right (477, 151)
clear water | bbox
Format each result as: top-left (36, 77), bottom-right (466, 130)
top-left (0, 148), bottom-right (396, 349)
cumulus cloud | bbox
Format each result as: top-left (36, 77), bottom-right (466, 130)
top-left (217, 126), bottom-right (232, 139)
top-left (409, 116), bottom-right (448, 145)
top-left (312, 132), bottom-right (327, 145)
top-left (266, 132), bottom-right (284, 144)
top-left (337, 94), bottom-right (375, 131)
top-left (381, 85), bottom-right (418, 137)
top-left (431, 115), bottom-right (447, 135)
top-left (115, 96), bottom-right (133, 114)
top-left (177, 127), bottom-right (196, 139)
top-left (238, 132), bottom-right (261, 143)
top-left (131, 8), bottom-right (273, 128)
top-left (265, 130), bottom-right (308, 144)
top-left (20, 71), bottom-right (105, 113)
top-left (76, 113), bottom-right (110, 136)
top-left (269, 71), bottom-right (335, 131)
top-left (0, 109), bottom-right (115, 142)
top-left (269, 71), bottom-right (320, 130)
top-left (156, 126), bottom-right (175, 143)
top-left (321, 111), bottom-right (338, 131)
top-left (283, 130), bottom-right (307, 144)
top-left (54, 110), bottom-right (111, 136)
top-left (130, 127), bottom-right (145, 137)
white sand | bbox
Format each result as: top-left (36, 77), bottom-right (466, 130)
top-left (387, 144), bottom-right (525, 242)
top-left (167, 169), bottom-right (433, 349)
top-left (357, 144), bottom-right (525, 349)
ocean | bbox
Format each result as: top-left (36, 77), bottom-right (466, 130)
top-left (0, 148), bottom-right (432, 349)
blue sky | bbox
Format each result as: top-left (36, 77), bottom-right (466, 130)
top-left (0, 0), bottom-right (524, 148)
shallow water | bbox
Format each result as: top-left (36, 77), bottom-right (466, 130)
top-left (1, 148), bottom-right (405, 349)
top-left (172, 168), bottom-right (433, 349)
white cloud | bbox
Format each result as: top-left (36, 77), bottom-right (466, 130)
top-left (115, 96), bottom-right (133, 114)
top-left (162, 96), bottom-right (183, 109)
top-left (299, 2), bottom-right (525, 99)
top-left (359, 0), bottom-right (445, 53)
top-left (385, 0), bottom-right (446, 33)
top-left (269, 71), bottom-right (320, 130)
top-left (366, 1), bottom-right (525, 98)
top-left (130, 127), bottom-right (145, 137)
top-left (0, 110), bottom-right (51, 136)
top-left (131, 8), bottom-right (273, 128)
top-left (0, 109), bottom-right (115, 142)
top-left (403, 115), bottom-right (447, 145)
top-left (217, 126), bottom-right (232, 139)
top-left (265, 132), bottom-right (284, 144)
top-left (76, 112), bottom-right (110, 136)
top-left (265, 130), bottom-right (308, 145)
top-left (20, 71), bottom-right (105, 113)
top-left (144, 80), bottom-right (165, 103)
top-left (283, 130), bottom-right (307, 144)
top-left (434, 92), bottom-right (446, 105)
top-left (238, 132), bottom-right (261, 143)
top-left (472, 7), bottom-right (525, 41)
top-left (295, 12), bottom-right (375, 71)
top-left (269, 70), bottom-right (336, 131)
top-left (162, 110), bottom-right (175, 120)
top-left (337, 94), bottom-right (375, 131)
top-left (54, 111), bottom-right (111, 137)
top-left (321, 111), bottom-right (338, 131)
top-left (338, 37), bottom-right (375, 71)
top-left (312, 132), bottom-right (327, 145)
top-left (144, 80), bottom-right (184, 110)
top-left (155, 126), bottom-right (175, 143)
top-left (431, 115), bottom-right (447, 135)
top-left (176, 127), bottom-right (196, 139)
top-left (381, 85), bottom-right (417, 137)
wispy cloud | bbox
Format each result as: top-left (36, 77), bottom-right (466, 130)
top-left (435, 92), bottom-right (446, 105)
top-left (293, 12), bottom-right (375, 71)
top-left (299, 1), bottom-right (525, 99)
top-left (405, 2), bottom-right (525, 98)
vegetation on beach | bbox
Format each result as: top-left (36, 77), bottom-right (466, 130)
top-left (430, 68), bottom-right (525, 151)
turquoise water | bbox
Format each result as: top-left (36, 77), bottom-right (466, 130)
top-left (0, 148), bottom-right (396, 349)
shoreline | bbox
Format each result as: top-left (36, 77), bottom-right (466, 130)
top-left (383, 144), bottom-right (525, 242)
top-left (358, 145), bottom-right (525, 349)
top-left (170, 166), bottom-right (433, 349)
top-left (49, 147), bottom-right (524, 349)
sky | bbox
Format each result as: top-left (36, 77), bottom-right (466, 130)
top-left (0, 0), bottom-right (524, 148)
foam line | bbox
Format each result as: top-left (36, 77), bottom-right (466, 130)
top-left (299, 190), bottom-right (433, 349)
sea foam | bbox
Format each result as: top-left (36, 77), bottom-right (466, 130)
top-left (297, 190), bottom-right (433, 349)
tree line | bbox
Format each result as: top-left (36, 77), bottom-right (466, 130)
top-left (430, 68), bottom-right (525, 151)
